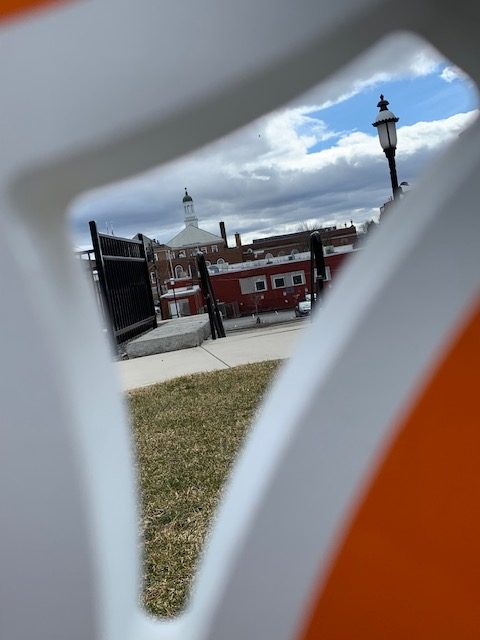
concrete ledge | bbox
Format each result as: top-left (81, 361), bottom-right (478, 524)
top-left (126, 315), bottom-right (211, 358)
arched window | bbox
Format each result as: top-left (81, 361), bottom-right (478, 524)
top-left (265, 253), bottom-right (273, 261)
top-left (174, 265), bottom-right (183, 279)
top-left (205, 260), bottom-right (211, 267)
top-left (291, 249), bottom-right (299, 255)
top-left (217, 258), bottom-right (225, 264)
top-left (278, 250), bottom-right (285, 257)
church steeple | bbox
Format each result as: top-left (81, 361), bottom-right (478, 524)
top-left (182, 188), bottom-right (198, 228)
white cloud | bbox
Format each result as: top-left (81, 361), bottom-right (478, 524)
top-left (440, 65), bottom-right (468, 83)
top-left (284, 32), bottom-right (443, 113)
top-left (71, 108), bottom-right (477, 248)
top-left (69, 33), bottom-right (476, 248)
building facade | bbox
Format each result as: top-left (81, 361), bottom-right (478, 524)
top-left (154, 189), bottom-right (243, 283)
top-left (159, 246), bottom-right (356, 319)
top-left (154, 189), bottom-right (359, 317)
top-left (210, 247), bottom-right (356, 316)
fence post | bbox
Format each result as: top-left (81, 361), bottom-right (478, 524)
top-left (89, 220), bottom-right (116, 342)
top-left (138, 234), bottom-right (158, 330)
top-left (310, 231), bottom-right (326, 313)
top-left (196, 251), bottom-right (225, 339)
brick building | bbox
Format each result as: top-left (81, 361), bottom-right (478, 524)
top-left (159, 245), bottom-right (356, 318)
top-left (154, 189), bottom-right (358, 284)
top-left (210, 246), bottom-right (356, 316)
top-left (241, 224), bottom-right (357, 260)
top-left (154, 189), bottom-right (243, 284)
top-left (154, 189), bottom-right (359, 317)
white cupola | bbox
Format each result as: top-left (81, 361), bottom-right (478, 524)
top-left (182, 188), bottom-right (199, 228)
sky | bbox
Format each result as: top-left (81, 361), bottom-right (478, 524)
top-left (70, 32), bottom-right (478, 249)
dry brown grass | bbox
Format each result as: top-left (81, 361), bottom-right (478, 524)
top-left (129, 360), bottom-right (280, 617)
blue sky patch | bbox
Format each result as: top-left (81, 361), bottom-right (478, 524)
top-left (305, 65), bottom-right (477, 154)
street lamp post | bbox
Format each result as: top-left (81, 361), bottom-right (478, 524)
top-left (170, 278), bottom-right (180, 318)
top-left (373, 94), bottom-right (400, 201)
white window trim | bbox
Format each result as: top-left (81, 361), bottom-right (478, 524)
top-left (313, 266), bottom-right (332, 281)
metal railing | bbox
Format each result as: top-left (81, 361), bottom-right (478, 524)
top-left (89, 221), bottom-right (157, 343)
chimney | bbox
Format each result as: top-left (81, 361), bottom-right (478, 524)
top-left (219, 221), bottom-right (228, 247)
top-left (235, 232), bottom-right (242, 248)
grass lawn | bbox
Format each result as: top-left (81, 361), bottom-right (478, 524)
top-left (129, 360), bottom-right (280, 617)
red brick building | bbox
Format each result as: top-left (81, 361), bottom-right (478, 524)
top-left (154, 189), bottom-right (359, 317)
top-left (159, 246), bottom-right (357, 318)
top-left (242, 224), bottom-right (357, 260)
top-left (154, 190), bottom-right (243, 284)
top-left (159, 283), bottom-right (204, 318)
top-left (210, 247), bottom-right (356, 315)
top-left (154, 190), bottom-right (358, 289)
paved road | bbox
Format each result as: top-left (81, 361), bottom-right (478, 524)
top-left (118, 322), bottom-right (305, 391)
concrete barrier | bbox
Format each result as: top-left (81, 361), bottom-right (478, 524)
top-left (126, 315), bottom-right (211, 358)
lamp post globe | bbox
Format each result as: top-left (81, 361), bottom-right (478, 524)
top-left (373, 94), bottom-right (401, 200)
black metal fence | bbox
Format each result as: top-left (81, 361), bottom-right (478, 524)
top-left (310, 231), bottom-right (327, 314)
top-left (196, 251), bottom-right (225, 339)
top-left (89, 221), bottom-right (157, 343)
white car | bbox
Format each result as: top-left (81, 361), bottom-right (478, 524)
top-left (295, 294), bottom-right (313, 317)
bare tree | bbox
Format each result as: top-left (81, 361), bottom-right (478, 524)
top-left (362, 219), bottom-right (378, 234)
top-left (296, 220), bottom-right (321, 232)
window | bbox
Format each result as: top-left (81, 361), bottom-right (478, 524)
top-left (211, 245), bottom-right (218, 253)
top-left (201, 246), bottom-right (208, 253)
top-left (179, 250), bottom-right (186, 258)
top-left (255, 280), bottom-right (266, 292)
top-left (291, 249), bottom-right (299, 255)
top-left (265, 252), bottom-right (273, 261)
top-left (240, 275), bottom-right (267, 294)
top-left (174, 265), bottom-right (183, 279)
top-left (313, 266), bottom-right (332, 281)
top-left (205, 260), bottom-right (211, 267)
top-left (150, 272), bottom-right (157, 284)
top-left (270, 271), bottom-right (305, 289)
top-left (217, 258), bottom-right (225, 264)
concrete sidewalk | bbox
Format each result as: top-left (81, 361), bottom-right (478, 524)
top-left (118, 322), bottom-right (305, 391)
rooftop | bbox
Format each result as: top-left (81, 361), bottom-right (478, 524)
top-left (209, 245), bottom-right (356, 275)
top-left (167, 224), bottom-right (223, 249)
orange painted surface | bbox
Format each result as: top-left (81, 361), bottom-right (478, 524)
top-left (0, 0), bottom-right (66, 22)
top-left (300, 300), bottom-right (480, 639)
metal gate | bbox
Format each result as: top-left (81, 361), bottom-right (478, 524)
top-left (89, 221), bottom-right (157, 343)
